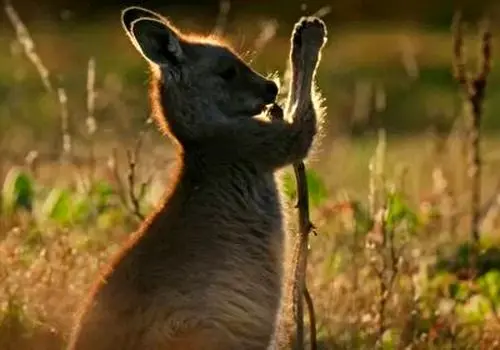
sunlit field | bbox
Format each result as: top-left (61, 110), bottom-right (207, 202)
top-left (2, 2), bottom-right (500, 349)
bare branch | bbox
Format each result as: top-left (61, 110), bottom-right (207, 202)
top-left (268, 103), bottom-right (317, 350)
top-left (211, 0), bottom-right (231, 37)
top-left (477, 19), bottom-right (492, 82)
top-left (304, 278), bottom-right (317, 350)
top-left (452, 12), bottom-right (468, 88)
top-left (125, 132), bottom-right (147, 222)
top-left (4, 0), bottom-right (53, 92)
top-left (452, 15), bottom-right (493, 244)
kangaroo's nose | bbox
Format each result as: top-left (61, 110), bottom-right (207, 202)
top-left (264, 81), bottom-right (278, 102)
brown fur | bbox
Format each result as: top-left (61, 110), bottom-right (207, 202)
top-left (66, 7), bottom-right (326, 350)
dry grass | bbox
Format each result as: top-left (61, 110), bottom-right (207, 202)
top-left (0, 215), bottom-right (121, 350)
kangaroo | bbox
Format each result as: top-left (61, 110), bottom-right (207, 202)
top-left (67, 6), bottom-right (326, 350)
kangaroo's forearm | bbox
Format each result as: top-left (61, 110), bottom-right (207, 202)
top-left (197, 117), bottom-right (315, 169)
top-left (286, 58), bottom-right (316, 120)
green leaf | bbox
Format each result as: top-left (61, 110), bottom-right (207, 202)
top-left (89, 180), bottom-right (115, 210)
top-left (72, 195), bottom-right (93, 222)
top-left (456, 242), bottom-right (477, 268)
top-left (94, 180), bottom-right (114, 195)
top-left (324, 252), bottom-right (344, 277)
top-left (386, 192), bottom-right (405, 221)
top-left (305, 169), bottom-right (328, 206)
top-left (478, 270), bottom-right (500, 305)
top-left (1, 167), bottom-right (34, 213)
top-left (351, 201), bottom-right (373, 235)
top-left (281, 169), bottom-right (327, 207)
top-left (96, 208), bottom-right (125, 230)
top-left (381, 329), bottom-right (399, 350)
top-left (428, 271), bottom-right (456, 295)
top-left (40, 188), bottom-right (72, 224)
top-left (456, 294), bottom-right (491, 324)
top-left (449, 281), bottom-right (471, 302)
top-left (385, 191), bottom-right (419, 233)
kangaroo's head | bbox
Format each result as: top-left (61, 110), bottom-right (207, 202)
top-left (121, 7), bottom-right (278, 139)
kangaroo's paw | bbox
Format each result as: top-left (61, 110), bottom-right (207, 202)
top-left (291, 17), bottom-right (327, 68)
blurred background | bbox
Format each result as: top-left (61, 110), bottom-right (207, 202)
top-left (2, 0), bottom-right (499, 144)
top-left (2, 0), bottom-right (500, 194)
top-left (2, 1), bottom-right (500, 349)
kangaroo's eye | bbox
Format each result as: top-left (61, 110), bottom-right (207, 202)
top-left (220, 66), bottom-right (237, 80)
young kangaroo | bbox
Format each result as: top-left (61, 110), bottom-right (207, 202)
top-left (67, 6), bottom-right (326, 350)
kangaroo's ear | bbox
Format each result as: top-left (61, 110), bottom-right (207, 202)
top-left (121, 6), bottom-right (163, 34)
top-left (128, 18), bottom-right (184, 66)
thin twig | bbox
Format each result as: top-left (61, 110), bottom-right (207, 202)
top-left (211, 0), bottom-right (230, 37)
top-left (125, 134), bottom-right (146, 221)
top-left (365, 130), bottom-right (403, 345)
top-left (109, 148), bottom-right (129, 211)
top-left (304, 279), bottom-right (317, 350)
top-left (57, 87), bottom-right (72, 162)
top-left (5, 1), bottom-right (73, 164)
top-left (378, 218), bottom-right (400, 342)
top-left (452, 14), bottom-right (492, 243)
top-left (252, 19), bottom-right (279, 60)
top-left (268, 103), bottom-right (317, 349)
top-left (292, 162), bottom-right (316, 349)
top-left (108, 121), bottom-right (153, 222)
top-left (4, 0), bottom-right (53, 92)
top-left (452, 12), bottom-right (468, 88)
top-left (86, 57), bottom-right (98, 182)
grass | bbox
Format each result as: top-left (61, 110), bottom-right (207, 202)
top-left (2, 6), bottom-right (500, 350)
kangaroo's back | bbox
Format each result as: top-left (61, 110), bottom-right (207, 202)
top-left (67, 6), bottom-right (327, 350)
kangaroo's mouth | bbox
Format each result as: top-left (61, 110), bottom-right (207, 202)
top-left (247, 103), bottom-right (271, 117)
top-left (259, 103), bottom-right (272, 113)
top-left (239, 102), bottom-right (277, 119)
top-left (266, 103), bottom-right (284, 120)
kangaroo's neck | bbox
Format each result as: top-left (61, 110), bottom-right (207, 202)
top-left (150, 78), bottom-right (221, 143)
